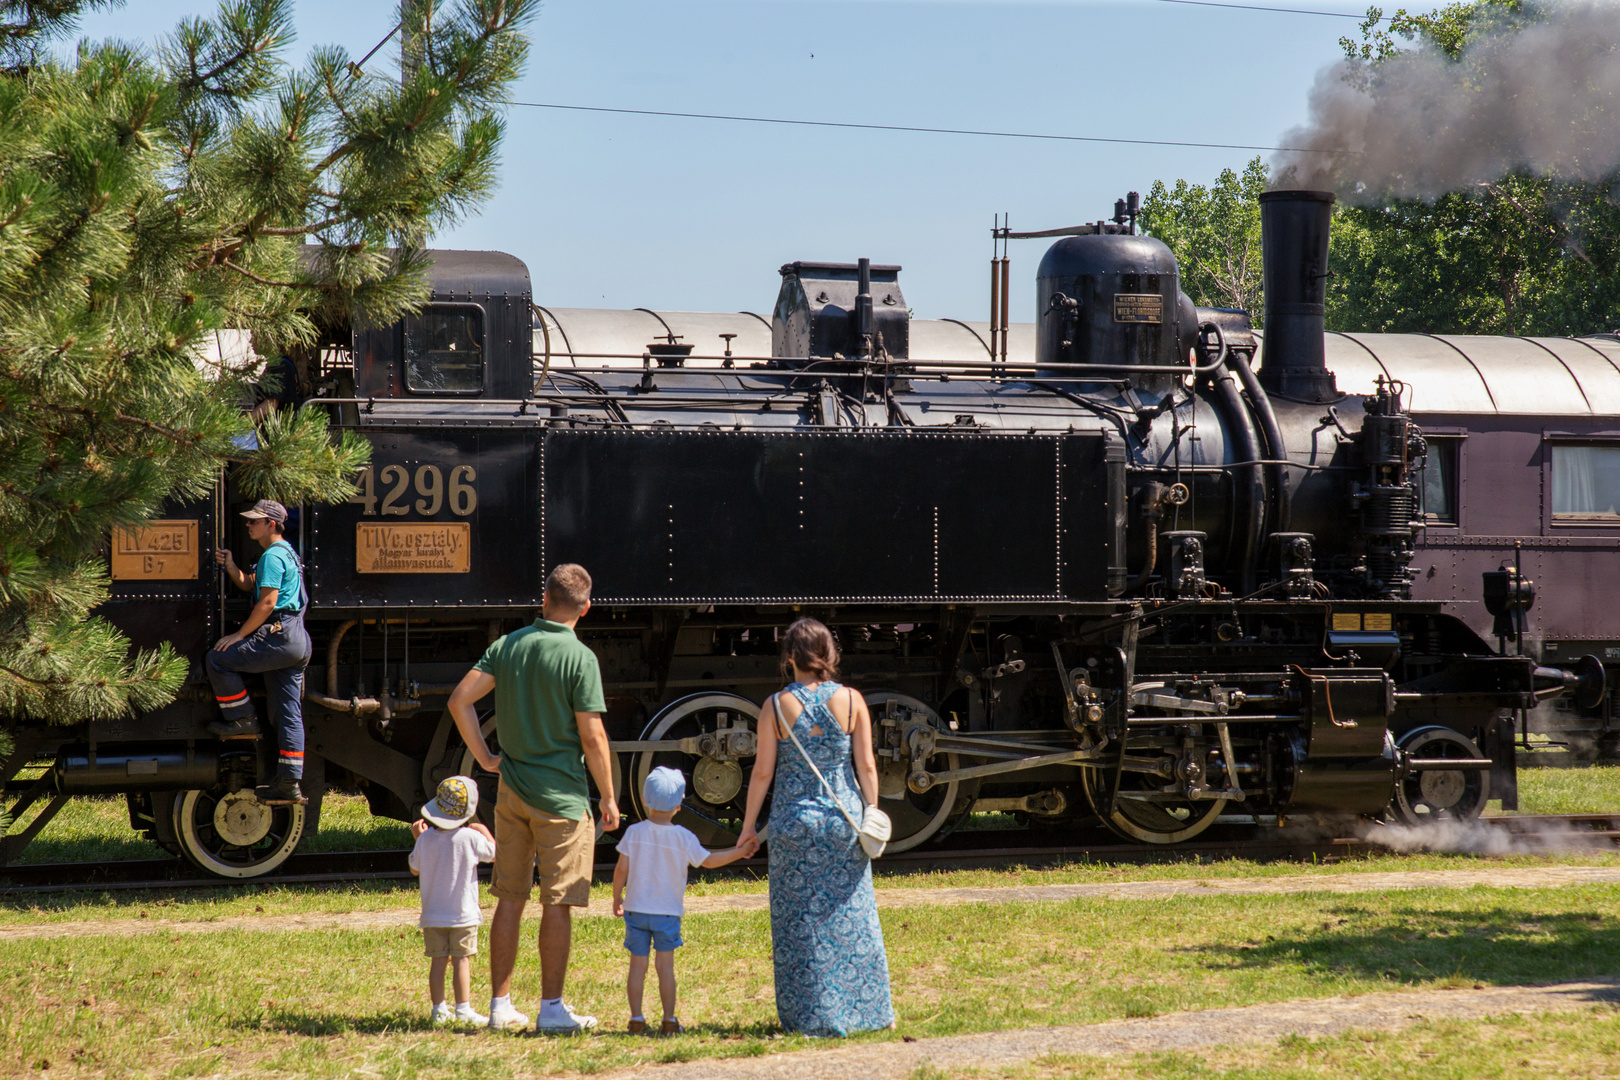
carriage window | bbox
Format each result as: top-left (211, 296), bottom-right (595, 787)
top-left (1551, 444), bottom-right (1620, 519)
top-left (404, 305), bottom-right (485, 394)
top-left (1420, 438), bottom-right (1459, 525)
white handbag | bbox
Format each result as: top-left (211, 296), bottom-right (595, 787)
top-left (776, 690), bottom-right (892, 859)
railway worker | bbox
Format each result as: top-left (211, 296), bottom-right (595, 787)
top-left (206, 499), bottom-right (312, 806)
top-left (441, 562), bottom-right (620, 1035)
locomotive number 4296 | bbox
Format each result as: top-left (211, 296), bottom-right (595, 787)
top-left (348, 465), bottom-right (477, 517)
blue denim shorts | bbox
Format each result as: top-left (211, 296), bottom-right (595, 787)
top-left (623, 911), bottom-right (684, 956)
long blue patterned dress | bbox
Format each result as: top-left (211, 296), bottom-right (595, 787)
top-left (766, 681), bottom-right (895, 1036)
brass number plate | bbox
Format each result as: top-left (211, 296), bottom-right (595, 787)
top-left (111, 520), bottom-right (199, 581)
top-left (1112, 294), bottom-right (1163, 324)
top-left (1363, 613), bottom-right (1393, 632)
top-left (1331, 612), bottom-right (1362, 632)
top-left (356, 522), bottom-right (471, 574)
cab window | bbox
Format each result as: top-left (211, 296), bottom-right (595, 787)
top-left (404, 305), bottom-right (485, 394)
top-left (1551, 443), bottom-right (1620, 519)
top-left (1420, 438), bottom-right (1459, 525)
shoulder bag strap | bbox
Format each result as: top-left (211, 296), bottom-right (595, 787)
top-left (775, 689), bottom-right (865, 837)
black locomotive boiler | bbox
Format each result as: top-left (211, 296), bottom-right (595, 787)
top-left (1, 190), bottom-right (1602, 878)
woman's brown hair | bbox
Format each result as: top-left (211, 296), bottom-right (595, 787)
top-left (781, 617), bottom-right (840, 683)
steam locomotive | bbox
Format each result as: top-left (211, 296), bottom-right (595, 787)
top-left (1, 188), bottom-right (1608, 879)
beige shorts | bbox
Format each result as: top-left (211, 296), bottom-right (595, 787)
top-left (423, 925), bottom-right (479, 958)
top-left (490, 781), bottom-right (594, 907)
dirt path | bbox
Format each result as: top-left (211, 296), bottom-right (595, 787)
top-left (601, 979), bottom-right (1620, 1080)
top-left (10, 864), bottom-right (1620, 942)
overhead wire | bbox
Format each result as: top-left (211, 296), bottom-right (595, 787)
top-left (505, 100), bottom-right (1354, 155)
top-left (1143, 0), bottom-right (1374, 18)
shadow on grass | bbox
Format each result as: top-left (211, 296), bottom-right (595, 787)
top-left (1185, 904), bottom-right (1620, 988)
top-left (249, 1009), bottom-right (785, 1041)
top-left (0, 877), bottom-right (413, 918)
top-left (12, 834), bottom-right (168, 865)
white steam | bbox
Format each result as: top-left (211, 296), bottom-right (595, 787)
top-left (1272, 3), bottom-right (1620, 199)
top-left (1360, 817), bottom-right (1612, 855)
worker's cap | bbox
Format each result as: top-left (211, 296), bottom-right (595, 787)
top-left (240, 499), bottom-right (288, 524)
top-left (642, 766), bottom-right (686, 813)
top-left (421, 775), bottom-right (479, 829)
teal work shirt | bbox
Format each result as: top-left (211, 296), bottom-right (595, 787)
top-left (254, 540), bottom-right (302, 613)
top-left (474, 620), bottom-right (607, 820)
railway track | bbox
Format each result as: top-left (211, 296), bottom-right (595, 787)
top-left (3, 814), bottom-right (1617, 896)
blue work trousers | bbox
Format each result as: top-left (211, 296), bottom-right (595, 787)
top-left (205, 611), bottom-right (312, 778)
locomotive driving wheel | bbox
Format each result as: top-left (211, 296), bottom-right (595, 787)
top-left (1080, 730), bottom-right (1228, 845)
top-left (171, 785), bottom-right (305, 879)
top-left (864, 691), bottom-right (973, 853)
top-left (1390, 726), bottom-right (1491, 825)
top-left (634, 693), bottom-right (763, 847)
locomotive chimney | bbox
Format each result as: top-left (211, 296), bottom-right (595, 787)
top-left (1258, 190), bottom-right (1338, 402)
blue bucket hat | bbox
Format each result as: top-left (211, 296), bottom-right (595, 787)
top-left (643, 767), bottom-right (686, 813)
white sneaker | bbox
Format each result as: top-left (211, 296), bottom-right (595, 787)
top-left (535, 1002), bottom-right (598, 1035)
top-left (487, 1000), bottom-right (530, 1031)
top-left (430, 1002), bottom-right (454, 1026)
top-left (455, 1003), bottom-right (489, 1025)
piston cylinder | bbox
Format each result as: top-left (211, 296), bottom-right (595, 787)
top-left (55, 743), bottom-right (222, 794)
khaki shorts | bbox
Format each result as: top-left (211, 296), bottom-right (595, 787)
top-left (423, 925), bottom-right (478, 958)
top-left (490, 781), bottom-right (594, 906)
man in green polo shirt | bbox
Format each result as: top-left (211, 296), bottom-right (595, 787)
top-left (444, 563), bottom-right (620, 1035)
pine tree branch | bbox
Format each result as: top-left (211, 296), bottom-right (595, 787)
top-left (0, 663), bottom-right (53, 688)
top-left (220, 258), bottom-right (321, 289)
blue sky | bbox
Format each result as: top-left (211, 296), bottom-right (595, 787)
top-left (77, 0), bottom-right (1370, 321)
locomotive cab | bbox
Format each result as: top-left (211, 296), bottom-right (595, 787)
top-left (352, 250), bottom-right (534, 401)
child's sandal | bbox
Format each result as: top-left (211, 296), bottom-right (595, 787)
top-left (627, 1019), bottom-right (648, 1036)
top-left (660, 1018), bottom-right (683, 1036)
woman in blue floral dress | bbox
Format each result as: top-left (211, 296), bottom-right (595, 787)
top-left (738, 618), bottom-right (895, 1036)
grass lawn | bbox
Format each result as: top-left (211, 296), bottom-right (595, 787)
top-left (915, 1008), bottom-right (1620, 1080)
top-left (4, 884), bottom-right (1620, 1077)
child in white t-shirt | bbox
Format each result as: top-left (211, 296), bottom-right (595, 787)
top-left (613, 766), bottom-right (757, 1035)
top-left (409, 775), bottom-right (496, 1026)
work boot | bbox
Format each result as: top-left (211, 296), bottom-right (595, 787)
top-left (255, 776), bottom-right (306, 805)
top-left (208, 717), bottom-right (262, 740)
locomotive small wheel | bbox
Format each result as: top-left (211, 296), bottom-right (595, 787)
top-left (863, 690), bottom-right (966, 853)
top-left (1392, 726), bottom-right (1491, 825)
top-left (456, 713), bottom-right (622, 842)
top-left (1079, 742), bottom-right (1228, 845)
top-left (172, 788), bottom-right (305, 879)
top-left (635, 692), bottom-right (763, 848)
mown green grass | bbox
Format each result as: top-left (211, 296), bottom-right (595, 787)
top-left (4, 884), bottom-right (1619, 1077)
top-left (912, 1008), bottom-right (1620, 1080)
top-left (1508, 763), bottom-right (1620, 816)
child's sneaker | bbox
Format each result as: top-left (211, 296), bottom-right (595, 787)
top-left (454, 1004), bottom-right (488, 1025)
top-left (535, 1001), bottom-right (598, 1035)
top-left (660, 1018), bottom-right (684, 1036)
top-left (487, 1000), bottom-right (530, 1031)
top-left (430, 1002), bottom-right (454, 1026)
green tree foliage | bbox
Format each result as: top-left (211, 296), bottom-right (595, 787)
top-left (1140, 158), bottom-right (1270, 319)
top-left (0, 0), bottom-right (534, 726)
top-left (1325, 0), bottom-right (1620, 334)
top-left (1147, 1), bottom-right (1620, 336)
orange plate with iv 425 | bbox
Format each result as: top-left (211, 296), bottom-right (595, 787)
top-left (111, 520), bottom-right (199, 580)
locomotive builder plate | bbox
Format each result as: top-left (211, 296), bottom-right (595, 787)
top-left (355, 522), bottom-right (471, 573)
top-left (1113, 294), bottom-right (1163, 323)
top-left (110, 520), bottom-right (199, 580)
